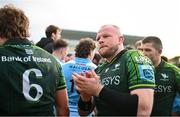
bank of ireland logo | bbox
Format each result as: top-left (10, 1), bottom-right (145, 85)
top-left (160, 73), bottom-right (169, 81)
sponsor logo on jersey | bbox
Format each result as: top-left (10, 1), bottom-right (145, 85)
top-left (155, 85), bottom-right (172, 93)
top-left (134, 56), bottom-right (151, 64)
top-left (101, 75), bottom-right (121, 86)
top-left (139, 65), bottom-right (154, 82)
top-left (160, 73), bottom-right (169, 81)
top-left (1, 56), bottom-right (52, 63)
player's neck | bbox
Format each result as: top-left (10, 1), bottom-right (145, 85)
top-left (154, 57), bottom-right (162, 67)
top-left (0, 37), bottom-right (8, 45)
top-left (106, 47), bottom-right (124, 62)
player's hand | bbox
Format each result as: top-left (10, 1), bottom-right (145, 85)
top-left (72, 70), bottom-right (103, 96)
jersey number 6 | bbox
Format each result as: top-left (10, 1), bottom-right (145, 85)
top-left (22, 68), bottom-right (43, 102)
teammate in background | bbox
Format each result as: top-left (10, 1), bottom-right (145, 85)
top-left (141, 36), bottom-right (180, 116)
top-left (64, 53), bottom-right (75, 63)
top-left (62, 37), bottom-right (97, 116)
top-left (36, 25), bottom-right (62, 53)
top-left (52, 39), bottom-right (69, 65)
top-left (92, 52), bottom-right (103, 66)
top-left (73, 25), bottom-right (155, 116)
top-left (0, 5), bottom-right (69, 116)
top-left (134, 39), bottom-right (143, 51)
top-left (161, 55), bottom-right (168, 62)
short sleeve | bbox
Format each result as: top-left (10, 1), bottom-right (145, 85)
top-left (175, 66), bottom-right (180, 92)
top-left (56, 62), bottom-right (66, 90)
top-left (126, 50), bottom-right (155, 91)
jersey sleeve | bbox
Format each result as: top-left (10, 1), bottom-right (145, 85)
top-left (174, 65), bottom-right (180, 93)
top-left (56, 61), bottom-right (66, 90)
top-left (126, 50), bottom-right (155, 91)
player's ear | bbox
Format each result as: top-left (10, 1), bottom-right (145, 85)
top-left (159, 49), bottom-right (162, 54)
top-left (119, 36), bottom-right (124, 43)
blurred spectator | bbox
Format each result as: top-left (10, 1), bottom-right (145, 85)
top-left (161, 55), bottom-right (168, 62)
top-left (52, 39), bottom-right (69, 65)
top-left (92, 52), bottom-right (103, 65)
top-left (169, 56), bottom-right (180, 68)
top-left (36, 25), bottom-right (62, 53)
top-left (134, 40), bottom-right (142, 51)
top-left (64, 53), bottom-right (75, 62)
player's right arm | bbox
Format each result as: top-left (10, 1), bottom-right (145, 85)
top-left (55, 62), bottom-right (69, 116)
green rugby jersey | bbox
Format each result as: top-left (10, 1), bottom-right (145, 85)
top-left (0, 38), bottom-right (66, 115)
top-left (95, 49), bottom-right (155, 116)
top-left (151, 60), bottom-right (180, 116)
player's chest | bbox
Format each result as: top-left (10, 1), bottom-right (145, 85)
top-left (155, 70), bottom-right (176, 93)
top-left (98, 62), bottom-right (128, 91)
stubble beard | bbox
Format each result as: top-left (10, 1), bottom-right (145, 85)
top-left (99, 45), bottom-right (119, 59)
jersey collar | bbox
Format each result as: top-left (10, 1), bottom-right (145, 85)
top-left (107, 49), bottom-right (128, 64)
top-left (75, 57), bottom-right (92, 63)
top-left (4, 38), bottom-right (32, 45)
top-left (156, 59), bottom-right (165, 69)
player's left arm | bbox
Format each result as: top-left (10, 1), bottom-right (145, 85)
top-left (175, 66), bottom-right (180, 92)
top-left (131, 88), bottom-right (154, 116)
top-left (127, 50), bottom-right (155, 116)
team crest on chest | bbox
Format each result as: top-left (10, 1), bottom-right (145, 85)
top-left (160, 73), bottom-right (169, 81)
top-left (105, 68), bottom-right (109, 73)
top-left (112, 63), bottom-right (120, 71)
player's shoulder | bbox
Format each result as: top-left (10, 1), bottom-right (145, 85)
top-left (61, 59), bottom-right (76, 69)
top-left (125, 49), bottom-right (144, 57)
top-left (124, 49), bottom-right (152, 64)
top-left (62, 60), bottom-right (76, 66)
top-left (33, 46), bottom-right (61, 66)
top-left (163, 60), bottom-right (180, 72)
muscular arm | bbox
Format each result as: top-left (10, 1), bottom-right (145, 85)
top-left (55, 88), bottom-right (69, 116)
top-left (131, 88), bottom-right (154, 116)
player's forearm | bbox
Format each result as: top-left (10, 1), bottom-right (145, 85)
top-left (131, 89), bottom-right (154, 116)
top-left (55, 89), bottom-right (69, 116)
top-left (57, 106), bottom-right (69, 116)
top-left (98, 87), bottom-right (138, 115)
